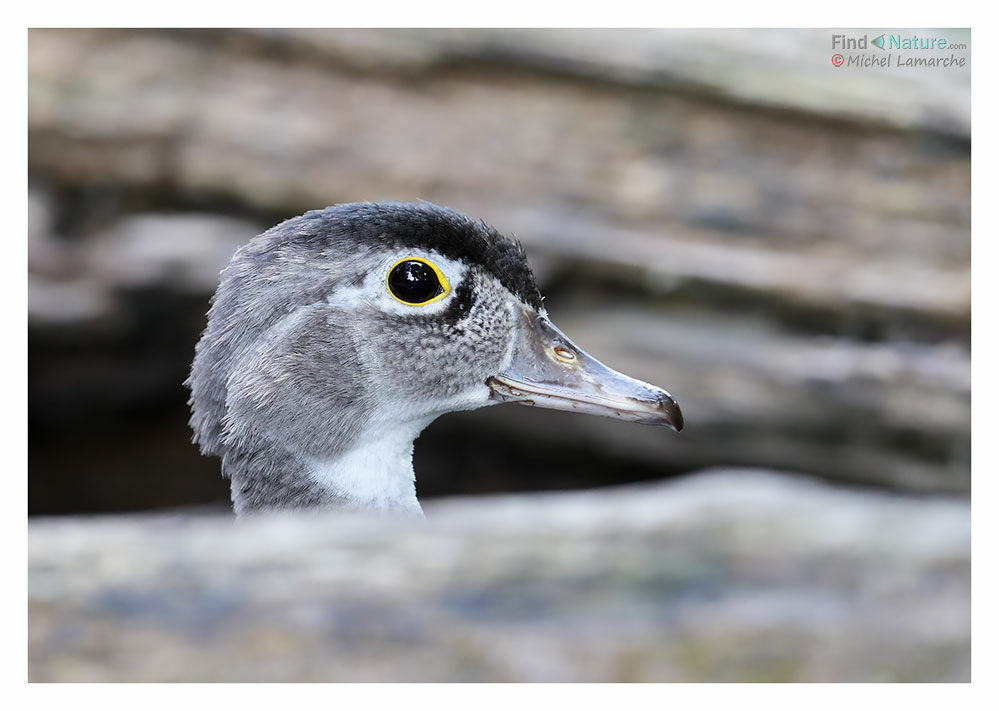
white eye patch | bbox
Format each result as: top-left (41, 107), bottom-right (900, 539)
top-left (325, 249), bottom-right (467, 317)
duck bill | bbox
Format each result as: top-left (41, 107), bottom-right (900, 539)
top-left (486, 307), bottom-right (683, 431)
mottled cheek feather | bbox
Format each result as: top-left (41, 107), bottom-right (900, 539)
top-left (362, 274), bottom-right (515, 403)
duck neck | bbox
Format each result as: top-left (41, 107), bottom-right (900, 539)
top-left (226, 422), bottom-right (427, 517)
top-left (306, 424), bottom-right (426, 517)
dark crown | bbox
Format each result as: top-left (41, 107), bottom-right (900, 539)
top-left (269, 201), bottom-right (544, 310)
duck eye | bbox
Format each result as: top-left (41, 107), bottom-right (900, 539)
top-left (387, 258), bottom-right (449, 305)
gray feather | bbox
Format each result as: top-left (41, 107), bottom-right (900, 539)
top-left (186, 202), bottom-right (528, 514)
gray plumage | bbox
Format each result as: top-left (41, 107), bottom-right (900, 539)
top-left (188, 202), bottom-right (520, 514)
top-left (187, 201), bottom-right (682, 517)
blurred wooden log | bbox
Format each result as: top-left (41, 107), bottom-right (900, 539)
top-left (28, 471), bottom-right (970, 682)
top-left (27, 28), bottom-right (970, 328)
top-left (240, 29), bottom-right (970, 136)
top-left (27, 29), bottom-right (970, 262)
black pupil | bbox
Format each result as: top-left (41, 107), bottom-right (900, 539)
top-left (389, 260), bottom-right (443, 304)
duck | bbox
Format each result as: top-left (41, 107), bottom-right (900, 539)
top-left (186, 201), bottom-right (682, 517)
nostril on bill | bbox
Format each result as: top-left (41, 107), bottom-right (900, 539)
top-left (550, 345), bottom-right (577, 365)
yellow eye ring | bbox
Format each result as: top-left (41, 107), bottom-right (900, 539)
top-left (386, 257), bottom-right (451, 306)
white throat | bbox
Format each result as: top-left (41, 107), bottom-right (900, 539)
top-left (306, 421), bottom-right (430, 516)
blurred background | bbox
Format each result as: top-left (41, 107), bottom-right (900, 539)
top-left (27, 28), bottom-right (972, 682)
top-left (28, 28), bottom-right (970, 514)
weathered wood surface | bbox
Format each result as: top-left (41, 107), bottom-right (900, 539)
top-left (239, 29), bottom-right (969, 136)
top-left (28, 29), bottom-right (970, 512)
top-left (28, 470), bottom-right (970, 682)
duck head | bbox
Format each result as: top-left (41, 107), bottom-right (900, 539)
top-left (187, 201), bottom-right (681, 516)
